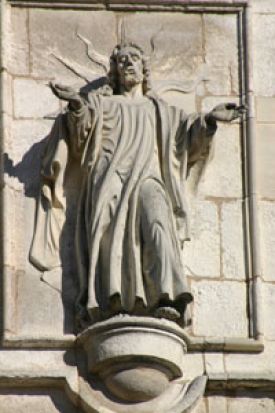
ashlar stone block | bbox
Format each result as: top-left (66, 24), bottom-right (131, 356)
top-left (192, 280), bottom-right (248, 337)
top-left (257, 124), bottom-right (275, 199)
top-left (0, 350), bottom-right (69, 373)
top-left (228, 395), bottom-right (275, 413)
top-left (0, 390), bottom-right (78, 413)
top-left (256, 97), bottom-right (275, 123)
top-left (252, 0), bottom-right (275, 12)
top-left (16, 267), bottom-right (74, 337)
top-left (2, 71), bottom-right (13, 116)
top-left (182, 200), bottom-right (220, 278)
top-left (3, 186), bottom-right (26, 269)
top-left (123, 13), bottom-right (203, 81)
top-left (263, 283), bottom-right (275, 340)
top-left (204, 14), bottom-right (239, 96)
top-left (208, 396), bottom-right (227, 413)
top-left (205, 353), bottom-right (225, 376)
top-left (182, 353), bottom-right (204, 381)
top-left (198, 125), bottom-right (242, 198)
top-left (193, 400), bottom-right (207, 413)
top-left (160, 91), bottom-right (196, 114)
top-left (13, 79), bottom-right (60, 119)
top-left (10, 118), bottom-right (52, 165)
top-left (29, 10), bottom-right (117, 85)
top-left (198, 122), bottom-right (242, 198)
top-left (7, 8), bottom-right (29, 75)
top-left (260, 201), bottom-right (275, 281)
top-left (225, 341), bottom-right (275, 377)
top-left (254, 14), bottom-right (275, 96)
top-left (221, 201), bottom-right (246, 280)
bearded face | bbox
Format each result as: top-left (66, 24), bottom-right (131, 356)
top-left (116, 46), bottom-right (144, 90)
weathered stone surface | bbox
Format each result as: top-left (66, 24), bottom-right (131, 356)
top-left (208, 396), bottom-right (227, 413)
top-left (257, 124), bottom-right (275, 199)
top-left (16, 263), bottom-right (76, 337)
top-left (205, 353), bottom-right (225, 376)
top-left (7, 118), bottom-right (52, 187)
top-left (192, 280), bottom-right (248, 337)
top-left (182, 353), bottom-right (204, 381)
top-left (13, 79), bottom-right (60, 119)
top-left (123, 13), bottom-right (203, 81)
top-left (2, 71), bottom-right (13, 116)
top-left (198, 122), bottom-right (242, 198)
top-left (3, 187), bottom-right (26, 269)
top-left (0, 390), bottom-right (78, 413)
top-left (225, 341), bottom-right (275, 376)
top-left (256, 97), bottom-right (275, 122)
top-left (0, 350), bottom-right (73, 373)
top-left (3, 266), bottom-right (18, 335)
top-left (29, 10), bottom-right (117, 85)
top-left (228, 395), bottom-right (275, 413)
top-left (193, 400), bottom-right (207, 413)
top-left (263, 283), bottom-right (275, 340)
top-left (260, 201), bottom-right (275, 281)
top-left (2, 114), bottom-right (13, 154)
top-left (9, 118), bottom-right (52, 167)
top-left (254, 14), bottom-right (275, 96)
top-left (204, 14), bottom-right (239, 95)
top-left (7, 8), bottom-right (29, 75)
top-left (182, 200), bottom-right (220, 277)
top-left (161, 91), bottom-right (196, 114)
top-left (252, 0), bottom-right (275, 15)
top-left (221, 201), bottom-right (246, 279)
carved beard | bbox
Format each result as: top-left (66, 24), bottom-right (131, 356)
top-left (120, 70), bottom-right (143, 89)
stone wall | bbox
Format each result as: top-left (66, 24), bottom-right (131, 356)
top-left (0, 0), bottom-right (275, 412)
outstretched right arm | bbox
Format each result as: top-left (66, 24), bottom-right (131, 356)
top-left (49, 82), bottom-right (95, 157)
top-left (49, 82), bottom-right (84, 110)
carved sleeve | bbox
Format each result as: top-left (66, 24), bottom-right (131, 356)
top-left (184, 113), bottom-right (217, 166)
top-left (66, 101), bottom-right (95, 158)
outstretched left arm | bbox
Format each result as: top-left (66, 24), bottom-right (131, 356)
top-left (205, 102), bottom-right (246, 125)
top-left (186, 102), bottom-right (246, 166)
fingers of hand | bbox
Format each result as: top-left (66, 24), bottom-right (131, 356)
top-left (232, 105), bottom-right (247, 119)
top-left (48, 83), bottom-right (61, 98)
top-left (237, 105), bottom-right (247, 114)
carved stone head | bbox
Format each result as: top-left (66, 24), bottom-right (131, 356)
top-left (108, 42), bottom-right (152, 95)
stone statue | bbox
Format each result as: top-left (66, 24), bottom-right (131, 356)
top-left (30, 42), bottom-right (245, 329)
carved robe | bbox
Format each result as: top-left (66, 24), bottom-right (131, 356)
top-left (30, 92), bottom-right (216, 322)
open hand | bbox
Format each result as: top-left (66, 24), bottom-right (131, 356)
top-left (208, 103), bottom-right (247, 123)
top-left (49, 82), bottom-right (83, 109)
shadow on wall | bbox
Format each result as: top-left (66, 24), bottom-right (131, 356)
top-left (3, 124), bottom-right (80, 335)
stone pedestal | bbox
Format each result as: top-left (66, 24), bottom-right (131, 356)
top-left (77, 315), bottom-right (206, 411)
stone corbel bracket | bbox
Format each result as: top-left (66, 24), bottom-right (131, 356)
top-left (78, 374), bottom-right (208, 413)
top-left (76, 316), bottom-right (208, 413)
